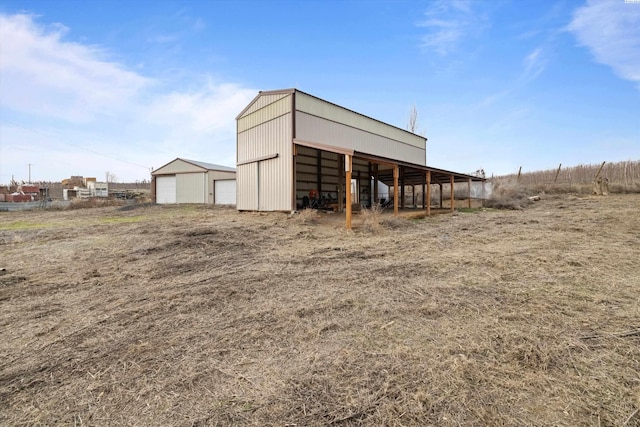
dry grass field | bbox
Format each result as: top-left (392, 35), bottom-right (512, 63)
top-left (1, 195), bottom-right (639, 426)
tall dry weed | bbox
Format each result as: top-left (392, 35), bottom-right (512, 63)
top-left (496, 160), bottom-right (640, 194)
top-left (485, 180), bottom-right (533, 210)
top-left (290, 208), bottom-right (318, 224)
top-left (361, 204), bottom-right (383, 233)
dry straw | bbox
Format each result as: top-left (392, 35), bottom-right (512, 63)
top-left (1, 196), bottom-right (639, 425)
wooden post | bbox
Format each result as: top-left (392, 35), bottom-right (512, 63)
top-left (594, 161), bottom-right (606, 180)
top-left (426, 171), bottom-right (431, 216)
top-left (345, 154), bottom-right (352, 229)
top-left (400, 167), bottom-right (405, 209)
top-left (468, 178), bottom-right (472, 209)
top-left (421, 174), bottom-right (426, 208)
top-left (517, 166), bottom-right (522, 182)
top-left (450, 175), bottom-right (455, 212)
top-left (373, 164), bottom-right (379, 204)
top-left (393, 165), bottom-right (399, 217)
top-left (439, 183), bottom-right (443, 208)
top-left (554, 163), bottom-right (562, 183)
top-left (338, 155), bottom-right (344, 213)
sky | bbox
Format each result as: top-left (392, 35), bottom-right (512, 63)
top-left (0, 0), bottom-right (638, 183)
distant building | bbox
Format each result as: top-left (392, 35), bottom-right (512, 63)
top-left (151, 158), bottom-right (236, 205)
top-left (235, 89), bottom-right (483, 223)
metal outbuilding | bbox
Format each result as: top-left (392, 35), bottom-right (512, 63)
top-left (151, 158), bottom-right (236, 205)
top-left (236, 89), bottom-right (483, 228)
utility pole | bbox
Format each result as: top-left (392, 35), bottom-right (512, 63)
top-left (27, 163), bottom-right (33, 183)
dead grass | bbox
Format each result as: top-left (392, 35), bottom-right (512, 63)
top-left (496, 160), bottom-right (640, 194)
top-left (360, 204), bottom-right (383, 233)
top-left (484, 179), bottom-right (534, 210)
top-left (1, 197), bottom-right (639, 426)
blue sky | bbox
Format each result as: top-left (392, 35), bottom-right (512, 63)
top-left (0, 0), bottom-right (638, 183)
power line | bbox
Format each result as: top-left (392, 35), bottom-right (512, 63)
top-left (1, 119), bottom-right (152, 171)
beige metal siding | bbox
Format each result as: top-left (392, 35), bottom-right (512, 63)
top-left (206, 170), bottom-right (236, 204)
top-left (153, 159), bottom-right (204, 175)
top-left (237, 113), bottom-right (292, 211)
top-left (176, 173), bottom-right (205, 203)
top-left (237, 95), bottom-right (292, 133)
top-left (295, 111), bottom-right (426, 165)
top-left (239, 93), bottom-right (290, 118)
top-left (237, 163), bottom-right (257, 210)
top-left (296, 92), bottom-right (425, 149)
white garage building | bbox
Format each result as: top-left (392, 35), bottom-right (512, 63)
top-left (151, 158), bottom-right (236, 205)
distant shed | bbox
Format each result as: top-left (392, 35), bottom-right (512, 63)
top-left (151, 158), bottom-right (236, 205)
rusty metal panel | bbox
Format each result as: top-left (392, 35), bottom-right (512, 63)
top-left (176, 173), bottom-right (206, 203)
top-left (295, 92), bottom-right (425, 149)
top-left (237, 113), bottom-right (292, 211)
top-left (239, 93), bottom-right (291, 118)
top-left (295, 111), bottom-right (426, 166)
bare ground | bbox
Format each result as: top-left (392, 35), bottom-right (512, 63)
top-left (0, 195), bottom-right (639, 426)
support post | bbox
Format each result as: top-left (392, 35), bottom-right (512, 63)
top-left (421, 175), bottom-right (425, 209)
top-left (426, 171), bottom-right (431, 216)
top-left (450, 175), bottom-right (455, 212)
top-left (439, 183), bottom-right (443, 208)
top-left (338, 155), bottom-right (344, 213)
top-left (468, 178), bottom-right (472, 209)
top-left (373, 164), bottom-right (379, 204)
top-left (345, 154), bottom-right (352, 229)
top-left (400, 167), bottom-right (405, 209)
top-left (393, 165), bottom-right (399, 217)
top-left (554, 163), bottom-right (562, 184)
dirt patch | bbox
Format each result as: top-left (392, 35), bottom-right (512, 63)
top-left (1, 197), bottom-right (639, 426)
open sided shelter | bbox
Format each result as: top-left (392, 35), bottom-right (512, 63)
top-left (236, 89), bottom-right (483, 227)
top-left (151, 158), bottom-right (236, 205)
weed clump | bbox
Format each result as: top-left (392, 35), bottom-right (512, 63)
top-left (485, 180), bottom-right (534, 210)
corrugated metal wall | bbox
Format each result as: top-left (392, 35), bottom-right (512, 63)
top-left (296, 92), bottom-right (425, 150)
top-left (295, 111), bottom-right (426, 166)
top-left (153, 159), bottom-right (203, 175)
top-left (295, 146), bottom-right (340, 204)
top-left (176, 173), bottom-right (206, 203)
top-left (239, 93), bottom-right (290, 118)
top-left (237, 95), bottom-right (293, 211)
top-left (236, 163), bottom-right (257, 210)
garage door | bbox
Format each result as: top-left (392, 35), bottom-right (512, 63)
top-left (214, 180), bottom-right (236, 205)
top-left (156, 176), bottom-right (176, 204)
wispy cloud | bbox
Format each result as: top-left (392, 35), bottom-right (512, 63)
top-left (476, 47), bottom-right (546, 109)
top-left (0, 13), bottom-right (151, 122)
top-left (567, 0), bottom-right (640, 87)
top-left (0, 13), bottom-right (255, 181)
top-left (522, 47), bottom-right (547, 82)
top-left (417, 0), bottom-right (487, 55)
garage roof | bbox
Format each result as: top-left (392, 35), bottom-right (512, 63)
top-left (152, 158), bottom-right (235, 175)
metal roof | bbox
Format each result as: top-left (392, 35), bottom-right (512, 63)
top-left (352, 151), bottom-right (484, 186)
top-left (179, 158), bottom-right (236, 172)
top-left (153, 158), bottom-right (236, 174)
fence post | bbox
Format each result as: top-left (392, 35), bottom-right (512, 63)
top-left (554, 163), bottom-right (562, 183)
